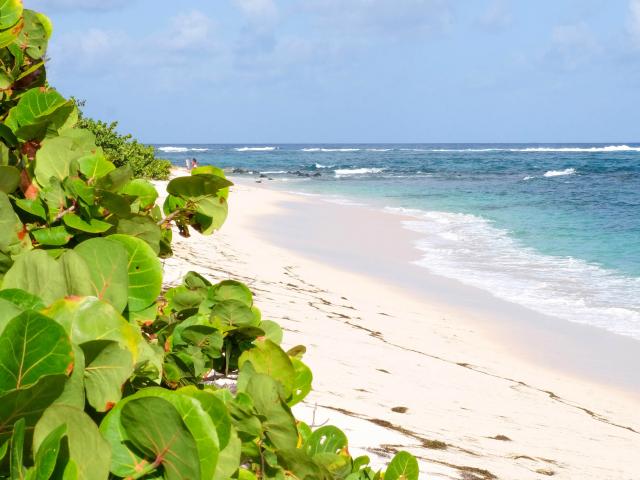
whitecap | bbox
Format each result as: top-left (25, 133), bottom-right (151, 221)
top-left (334, 168), bottom-right (384, 177)
top-left (235, 146), bottom-right (277, 152)
top-left (158, 146), bottom-right (189, 153)
top-left (543, 168), bottom-right (576, 177)
top-left (302, 148), bottom-right (361, 152)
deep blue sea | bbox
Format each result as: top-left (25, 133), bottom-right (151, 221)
top-left (157, 144), bottom-right (640, 341)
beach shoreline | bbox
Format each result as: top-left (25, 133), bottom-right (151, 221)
top-left (159, 170), bottom-right (640, 479)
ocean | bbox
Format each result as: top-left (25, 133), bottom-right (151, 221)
top-left (156, 144), bottom-right (640, 341)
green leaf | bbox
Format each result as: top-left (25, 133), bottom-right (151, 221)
top-left (0, 288), bottom-right (45, 311)
top-left (34, 136), bottom-right (75, 186)
top-left (209, 280), bottom-right (253, 307)
top-left (239, 339), bottom-right (295, 398)
top-left (384, 451), bottom-right (419, 480)
top-left (31, 226), bottom-right (72, 246)
top-left (244, 373), bottom-right (298, 450)
top-left (0, 191), bottom-right (25, 253)
top-left (305, 426), bottom-right (348, 456)
top-left (121, 397), bottom-right (201, 480)
top-left (33, 405), bottom-right (111, 480)
top-left (2, 250), bottom-right (67, 305)
top-left (0, 310), bottom-right (73, 393)
top-left (5, 88), bottom-right (73, 141)
top-left (54, 345), bottom-right (85, 410)
top-left (0, 165), bottom-right (20, 193)
top-left (82, 340), bottom-right (133, 413)
top-left (10, 417), bottom-right (25, 479)
top-left (210, 300), bottom-right (258, 329)
top-left (192, 196), bottom-right (228, 235)
top-left (166, 174), bottom-right (233, 198)
top-left (14, 198), bottom-right (47, 220)
top-left (18, 10), bottom-right (50, 59)
top-left (115, 215), bottom-right (161, 255)
top-left (95, 166), bottom-right (132, 192)
top-left (177, 386), bottom-right (231, 448)
top-left (62, 214), bottom-right (112, 234)
top-left (33, 424), bottom-right (67, 480)
top-left (44, 296), bottom-right (141, 361)
top-left (213, 430), bottom-right (241, 480)
top-left (0, 375), bottom-right (67, 444)
top-left (276, 449), bottom-right (331, 480)
top-left (77, 149), bottom-right (114, 180)
top-left (74, 238), bottom-right (129, 312)
top-left (100, 388), bottom-right (219, 479)
top-left (119, 179), bottom-right (158, 210)
top-left (0, 0), bottom-right (23, 30)
top-left (288, 357), bottom-right (312, 406)
top-left (107, 234), bottom-right (162, 312)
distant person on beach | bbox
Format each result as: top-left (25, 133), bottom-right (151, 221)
top-left (191, 158), bottom-right (198, 169)
top-left (185, 158), bottom-right (193, 169)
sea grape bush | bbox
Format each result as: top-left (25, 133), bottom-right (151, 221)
top-left (0, 3), bottom-right (420, 479)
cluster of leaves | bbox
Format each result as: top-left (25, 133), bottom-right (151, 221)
top-left (0, 3), bottom-right (420, 480)
top-left (77, 112), bottom-right (171, 180)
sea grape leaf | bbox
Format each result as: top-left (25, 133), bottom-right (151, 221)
top-left (276, 449), bottom-right (332, 480)
top-left (82, 340), bottom-right (133, 412)
top-left (209, 280), bottom-right (253, 307)
top-left (63, 213), bottom-right (112, 234)
top-left (0, 165), bottom-right (20, 193)
top-left (0, 375), bottom-right (67, 444)
top-left (190, 166), bottom-right (230, 199)
top-left (288, 357), bottom-right (312, 406)
top-left (119, 179), bottom-right (158, 210)
top-left (54, 345), bottom-right (85, 410)
top-left (14, 198), bottom-right (47, 220)
top-left (34, 136), bottom-right (75, 186)
top-left (107, 234), bottom-right (162, 312)
top-left (384, 451), bottom-right (419, 480)
top-left (74, 238), bottom-right (129, 312)
top-left (0, 191), bottom-right (25, 253)
top-left (95, 166), bottom-right (132, 192)
top-left (58, 250), bottom-right (95, 298)
top-left (239, 339), bottom-right (295, 398)
top-left (77, 149), bottom-right (114, 180)
top-left (114, 216), bottom-right (161, 255)
top-left (44, 296), bottom-right (141, 361)
top-left (260, 320), bottom-right (283, 345)
top-left (0, 0), bottom-right (23, 30)
top-left (213, 430), bottom-right (241, 480)
top-left (0, 310), bottom-right (73, 393)
top-left (31, 226), bottom-right (72, 246)
top-left (166, 174), bottom-right (232, 199)
top-left (313, 452), bottom-right (352, 478)
top-left (210, 300), bottom-right (258, 329)
top-left (96, 190), bottom-right (130, 216)
top-left (19, 10), bottom-right (51, 59)
top-left (0, 288), bottom-right (44, 311)
top-left (305, 426), bottom-right (348, 456)
top-left (100, 388), bottom-right (219, 479)
top-left (243, 373), bottom-right (298, 450)
top-left (2, 251), bottom-right (67, 305)
top-left (32, 423), bottom-right (67, 480)
top-left (192, 196), bottom-right (228, 234)
top-left (5, 88), bottom-right (72, 141)
top-left (177, 386), bottom-right (231, 448)
top-left (33, 405), bottom-right (111, 480)
top-left (10, 417), bottom-right (25, 479)
top-left (120, 397), bottom-right (201, 480)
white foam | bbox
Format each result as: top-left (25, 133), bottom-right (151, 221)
top-left (259, 171), bottom-right (287, 174)
top-left (235, 146), bottom-right (277, 152)
top-left (385, 207), bottom-right (640, 340)
top-left (334, 168), bottom-right (384, 177)
top-left (544, 168), bottom-right (576, 177)
top-left (158, 146), bottom-right (189, 153)
top-left (157, 146), bottom-right (210, 153)
top-left (401, 145), bottom-right (640, 153)
top-left (302, 148), bottom-right (361, 152)
top-left (367, 148), bottom-right (392, 152)
top-left (315, 163), bottom-right (335, 169)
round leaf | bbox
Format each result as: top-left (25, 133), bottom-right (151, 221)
top-left (385, 451), bottom-right (419, 480)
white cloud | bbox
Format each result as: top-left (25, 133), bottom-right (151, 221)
top-left (548, 23), bottom-right (601, 70)
top-left (478, 0), bottom-right (512, 31)
top-left (234, 0), bottom-right (278, 21)
top-left (162, 10), bottom-right (214, 51)
top-left (29, 0), bottom-right (130, 11)
top-left (628, 0), bottom-right (640, 49)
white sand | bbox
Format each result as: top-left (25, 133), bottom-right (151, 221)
top-left (158, 173), bottom-right (640, 480)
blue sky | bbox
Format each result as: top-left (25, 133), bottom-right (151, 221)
top-left (30, 0), bottom-right (640, 143)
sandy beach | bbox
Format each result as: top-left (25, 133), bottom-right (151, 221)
top-left (158, 173), bottom-right (640, 480)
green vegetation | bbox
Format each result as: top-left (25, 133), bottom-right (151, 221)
top-left (77, 113), bottom-right (171, 180)
top-left (0, 4), bottom-right (419, 479)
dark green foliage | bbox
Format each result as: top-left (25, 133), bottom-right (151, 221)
top-left (0, 4), bottom-right (419, 479)
top-left (77, 114), bottom-right (171, 180)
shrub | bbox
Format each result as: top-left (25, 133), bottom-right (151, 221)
top-left (77, 114), bottom-right (172, 180)
top-left (0, 4), bottom-right (419, 480)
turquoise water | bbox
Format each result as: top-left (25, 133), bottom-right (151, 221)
top-left (158, 144), bottom-right (640, 340)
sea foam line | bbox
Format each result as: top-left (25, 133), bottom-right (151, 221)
top-left (158, 146), bottom-right (210, 153)
top-left (544, 168), bottom-right (576, 177)
top-left (235, 146), bottom-right (277, 152)
top-left (334, 168), bottom-right (384, 177)
top-left (385, 206), bottom-right (640, 340)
